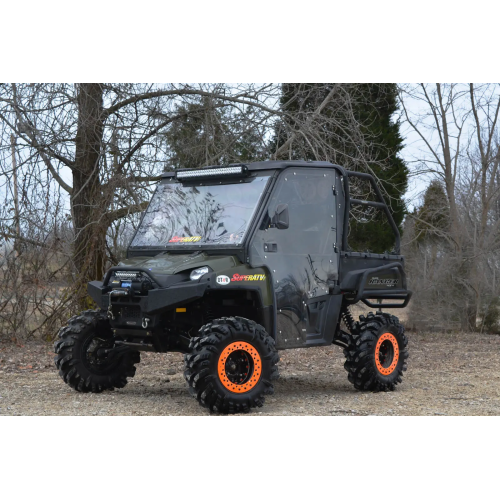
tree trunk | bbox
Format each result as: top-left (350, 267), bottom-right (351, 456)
top-left (72, 83), bottom-right (107, 306)
top-left (10, 134), bottom-right (21, 255)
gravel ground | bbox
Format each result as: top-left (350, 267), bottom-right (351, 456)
top-left (1, 331), bottom-right (500, 416)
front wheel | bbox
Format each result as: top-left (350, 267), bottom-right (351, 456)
top-left (184, 317), bottom-right (280, 414)
top-left (343, 311), bottom-right (408, 392)
top-left (54, 310), bottom-right (140, 393)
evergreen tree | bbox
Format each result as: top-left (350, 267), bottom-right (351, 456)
top-left (414, 180), bottom-right (450, 242)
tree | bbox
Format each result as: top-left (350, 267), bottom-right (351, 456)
top-left (402, 181), bottom-right (453, 330)
top-left (400, 83), bottom-right (500, 330)
top-left (0, 83), bottom-right (279, 307)
top-left (414, 180), bottom-right (450, 243)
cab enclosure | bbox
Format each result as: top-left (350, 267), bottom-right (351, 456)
top-left (87, 161), bottom-right (412, 353)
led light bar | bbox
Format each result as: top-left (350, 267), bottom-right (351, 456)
top-left (114, 271), bottom-right (139, 279)
top-left (176, 165), bottom-right (248, 180)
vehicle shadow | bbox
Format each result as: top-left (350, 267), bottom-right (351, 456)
top-left (273, 373), bottom-right (357, 396)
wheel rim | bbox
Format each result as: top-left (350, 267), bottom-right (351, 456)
top-left (374, 332), bottom-right (399, 376)
top-left (82, 335), bottom-right (117, 374)
top-left (218, 342), bottom-right (262, 393)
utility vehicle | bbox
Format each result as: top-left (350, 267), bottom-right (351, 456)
top-left (54, 161), bottom-right (412, 413)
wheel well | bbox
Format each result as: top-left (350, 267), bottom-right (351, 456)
top-left (158, 290), bottom-right (275, 340)
top-left (203, 289), bottom-right (270, 331)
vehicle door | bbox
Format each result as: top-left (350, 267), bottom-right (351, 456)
top-left (249, 167), bottom-right (340, 349)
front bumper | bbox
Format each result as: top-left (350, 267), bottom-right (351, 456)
top-left (88, 270), bottom-right (215, 314)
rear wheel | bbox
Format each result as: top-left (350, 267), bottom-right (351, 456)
top-left (343, 311), bottom-right (408, 392)
top-left (54, 310), bottom-right (140, 393)
top-left (184, 317), bottom-right (279, 414)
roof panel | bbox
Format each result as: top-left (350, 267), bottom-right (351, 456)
top-left (161, 160), bottom-right (347, 178)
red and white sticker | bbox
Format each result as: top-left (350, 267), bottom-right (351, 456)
top-left (216, 275), bottom-right (231, 285)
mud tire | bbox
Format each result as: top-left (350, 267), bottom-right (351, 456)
top-left (343, 311), bottom-right (408, 392)
top-left (184, 316), bottom-right (279, 414)
top-left (54, 310), bottom-right (140, 393)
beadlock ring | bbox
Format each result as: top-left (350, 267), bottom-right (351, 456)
top-left (374, 332), bottom-right (400, 376)
top-left (218, 342), bottom-right (262, 393)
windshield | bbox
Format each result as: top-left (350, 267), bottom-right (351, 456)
top-left (130, 175), bottom-right (270, 248)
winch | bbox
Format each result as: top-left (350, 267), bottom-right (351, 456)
top-left (107, 270), bottom-right (154, 296)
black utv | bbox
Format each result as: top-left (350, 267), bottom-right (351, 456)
top-left (55, 161), bottom-right (412, 413)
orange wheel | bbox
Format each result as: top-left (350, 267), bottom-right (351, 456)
top-left (185, 317), bottom-right (279, 413)
top-left (218, 341), bottom-right (262, 393)
top-left (374, 332), bottom-right (400, 376)
top-left (344, 312), bottom-right (408, 392)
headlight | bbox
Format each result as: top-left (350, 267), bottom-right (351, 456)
top-left (190, 266), bottom-right (210, 281)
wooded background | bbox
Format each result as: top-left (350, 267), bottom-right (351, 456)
top-left (0, 83), bottom-right (499, 340)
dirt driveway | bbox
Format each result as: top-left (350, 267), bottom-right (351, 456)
top-left (1, 331), bottom-right (500, 416)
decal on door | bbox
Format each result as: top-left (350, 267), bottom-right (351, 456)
top-left (231, 274), bottom-right (266, 282)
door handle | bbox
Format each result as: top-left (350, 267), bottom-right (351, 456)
top-left (264, 242), bottom-right (278, 252)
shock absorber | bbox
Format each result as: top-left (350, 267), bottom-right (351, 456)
top-left (341, 307), bottom-right (356, 333)
top-left (332, 306), bottom-right (356, 348)
top-left (205, 303), bottom-right (214, 323)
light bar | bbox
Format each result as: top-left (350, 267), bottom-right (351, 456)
top-left (176, 165), bottom-right (248, 180)
top-left (114, 271), bottom-right (139, 279)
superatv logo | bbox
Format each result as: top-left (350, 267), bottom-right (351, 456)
top-left (231, 273), bottom-right (266, 282)
top-left (369, 277), bottom-right (399, 287)
top-left (169, 236), bottom-right (202, 243)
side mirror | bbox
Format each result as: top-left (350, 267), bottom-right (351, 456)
top-left (271, 203), bottom-right (289, 230)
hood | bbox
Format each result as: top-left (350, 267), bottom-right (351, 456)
top-left (118, 252), bottom-right (240, 276)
